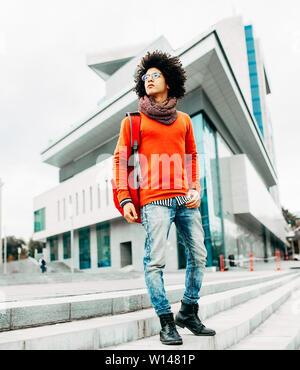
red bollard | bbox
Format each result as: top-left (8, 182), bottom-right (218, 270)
top-left (276, 251), bottom-right (281, 271)
top-left (249, 253), bottom-right (254, 271)
top-left (220, 254), bottom-right (225, 272)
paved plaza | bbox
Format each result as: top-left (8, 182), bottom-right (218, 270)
top-left (0, 259), bottom-right (299, 303)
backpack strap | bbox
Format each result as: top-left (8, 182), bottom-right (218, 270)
top-left (126, 112), bottom-right (141, 150)
top-left (126, 112), bottom-right (143, 186)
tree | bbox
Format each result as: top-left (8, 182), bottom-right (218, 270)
top-left (27, 237), bottom-right (45, 258)
top-left (282, 207), bottom-right (298, 228)
top-left (5, 236), bottom-right (26, 261)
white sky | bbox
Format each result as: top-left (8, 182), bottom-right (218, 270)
top-left (0, 0), bottom-right (299, 241)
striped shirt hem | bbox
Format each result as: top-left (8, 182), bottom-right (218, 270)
top-left (149, 195), bottom-right (191, 207)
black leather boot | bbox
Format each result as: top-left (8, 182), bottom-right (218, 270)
top-left (175, 300), bottom-right (216, 336)
top-left (159, 313), bottom-right (183, 345)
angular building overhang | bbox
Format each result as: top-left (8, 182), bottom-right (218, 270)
top-left (88, 56), bottom-right (133, 81)
top-left (86, 42), bottom-right (149, 81)
top-left (41, 30), bottom-right (278, 187)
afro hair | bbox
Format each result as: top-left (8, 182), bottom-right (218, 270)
top-left (134, 50), bottom-right (187, 100)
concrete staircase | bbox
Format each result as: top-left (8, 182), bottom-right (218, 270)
top-left (0, 270), bottom-right (300, 350)
top-left (0, 258), bottom-right (41, 274)
top-left (46, 261), bottom-right (73, 273)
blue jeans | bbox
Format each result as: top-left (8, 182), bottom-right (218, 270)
top-left (140, 198), bottom-right (207, 316)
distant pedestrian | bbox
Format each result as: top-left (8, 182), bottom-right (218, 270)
top-left (39, 256), bottom-right (47, 273)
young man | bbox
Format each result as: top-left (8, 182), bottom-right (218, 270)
top-left (113, 50), bottom-right (215, 345)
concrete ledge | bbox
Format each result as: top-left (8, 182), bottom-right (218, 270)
top-left (0, 310), bottom-right (10, 331)
top-left (0, 271), bottom-right (295, 332)
top-left (0, 273), bottom-right (298, 350)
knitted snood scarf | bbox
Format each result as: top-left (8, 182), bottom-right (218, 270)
top-left (138, 95), bottom-right (178, 125)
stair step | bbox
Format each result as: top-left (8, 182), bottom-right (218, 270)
top-left (0, 272), bottom-right (298, 350)
top-left (0, 271), bottom-right (294, 332)
top-left (102, 275), bottom-right (300, 350)
top-left (228, 287), bottom-right (300, 350)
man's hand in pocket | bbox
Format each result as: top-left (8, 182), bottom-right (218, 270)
top-left (185, 189), bottom-right (201, 209)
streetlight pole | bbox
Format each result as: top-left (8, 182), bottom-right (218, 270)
top-left (3, 225), bottom-right (7, 275)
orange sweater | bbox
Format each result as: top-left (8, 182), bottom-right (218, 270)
top-left (112, 111), bottom-right (200, 207)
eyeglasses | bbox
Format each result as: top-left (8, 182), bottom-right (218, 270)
top-left (142, 71), bottom-right (161, 82)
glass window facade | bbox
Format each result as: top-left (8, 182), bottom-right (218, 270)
top-left (34, 208), bottom-right (46, 232)
top-left (63, 232), bottom-right (71, 259)
top-left (270, 232), bottom-right (285, 255)
top-left (78, 227), bottom-right (91, 269)
top-left (216, 132), bottom-right (238, 260)
top-left (96, 222), bottom-right (111, 268)
top-left (244, 24), bottom-right (264, 139)
top-left (177, 112), bottom-right (225, 267)
top-left (49, 235), bottom-right (58, 261)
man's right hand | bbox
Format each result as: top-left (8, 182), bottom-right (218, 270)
top-left (123, 202), bottom-right (138, 224)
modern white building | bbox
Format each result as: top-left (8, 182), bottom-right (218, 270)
top-left (33, 16), bottom-right (290, 271)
